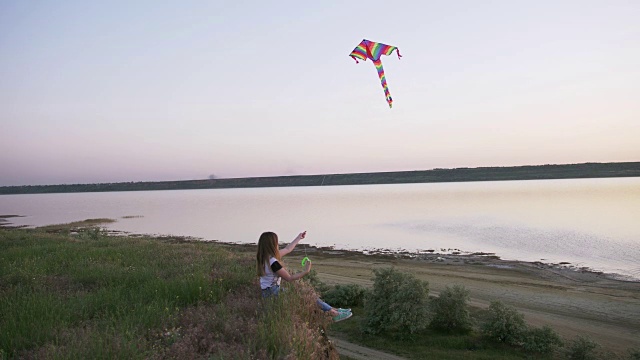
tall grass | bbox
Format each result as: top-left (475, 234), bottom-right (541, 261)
top-left (256, 282), bottom-right (337, 360)
top-left (0, 226), bottom-right (337, 359)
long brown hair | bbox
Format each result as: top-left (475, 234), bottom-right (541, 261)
top-left (256, 231), bottom-right (282, 276)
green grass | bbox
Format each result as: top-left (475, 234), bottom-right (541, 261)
top-left (0, 225), bottom-right (336, 359)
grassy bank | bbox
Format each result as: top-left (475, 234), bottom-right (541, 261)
top-left (0, 223), bottom-right (336, 359)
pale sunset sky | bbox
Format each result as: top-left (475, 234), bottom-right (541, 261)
top-left (1, 1), bottom-right (638, 186)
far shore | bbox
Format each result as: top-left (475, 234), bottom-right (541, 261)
top-left (2, 161), bottom-right (639, 195)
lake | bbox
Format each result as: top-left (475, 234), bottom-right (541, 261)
top-left (1, 177), bottom-right (639, 280)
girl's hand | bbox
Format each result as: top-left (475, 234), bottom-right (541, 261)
top-left (304, 259), bottom-right (312, 273)
top-left (296, 231), bottom-right (307, 242)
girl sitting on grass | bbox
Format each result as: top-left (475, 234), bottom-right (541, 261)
top-left (256, 231), bottom-right (352, 322)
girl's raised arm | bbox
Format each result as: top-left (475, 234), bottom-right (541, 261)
top-left (280, 231), bottom-right (306, 257)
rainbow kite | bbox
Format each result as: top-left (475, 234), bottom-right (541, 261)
top-left (349, 39), bottom-right (402, 108)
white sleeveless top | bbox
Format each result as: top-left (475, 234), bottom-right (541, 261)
top-left (259, 257), bottom-right (282, 289)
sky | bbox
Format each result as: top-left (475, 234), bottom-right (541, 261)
top-left (1, 1), bottom-right (639, 186)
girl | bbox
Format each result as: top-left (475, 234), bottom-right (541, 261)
top-left (256, 231), bottom-right (352, 322)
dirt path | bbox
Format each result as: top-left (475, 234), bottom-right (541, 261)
top-left (329, 336), bottom-right (407, 360)
top-left (304, 251), bottom-right (640, 355)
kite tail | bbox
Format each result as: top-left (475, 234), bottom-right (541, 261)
top-left (373, 59), bottom-right (393, 108)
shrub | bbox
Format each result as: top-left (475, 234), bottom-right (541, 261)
top-left (522, 325), bottom-right (563, 354)
top-left (323, 284), bottom-right (366, 307)
top-left (482, 301), bottom-right (527, 345)
top-left (323, 284), bottom-right (367, 308)
top-left (566, 335), bottom-right (599, 360)
top-left (429, 284), bottom-right (472, 332)
top-left (363, 267), bottom-right (429, 335)
top-left (629, 348), bottom-right (640, 360)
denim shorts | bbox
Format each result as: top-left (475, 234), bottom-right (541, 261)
top-left (261, 285), bottom-right (281, 298)
top-left (261, 285), bottom-right (332, 312)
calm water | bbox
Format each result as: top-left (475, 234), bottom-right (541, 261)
top-left (1, 178), bottom-right (639, 280)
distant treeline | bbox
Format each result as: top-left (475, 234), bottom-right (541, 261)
top-left (1, 162), bottom-right (639, 195)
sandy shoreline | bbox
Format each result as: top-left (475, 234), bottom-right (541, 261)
top-left (222, 238), bottom-right (639, 282)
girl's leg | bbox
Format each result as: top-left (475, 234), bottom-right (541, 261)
top-left (316, 298), bottom-right (332, 312)
top-left (318, 299), bottom-right (351, 321)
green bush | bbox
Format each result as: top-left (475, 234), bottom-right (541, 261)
top-left (429, 284), bottom-right (472, 332)
top-left (481, 301), bottom-right (527, 345)
top-left (566, 335), bottom-right (599, 360)
top-left (363, 267), bottom-right (429, 335)
top-left (629, 348), bottom-right (640, 360)
top-left (522, 325), bottom-right (563, 354)
top-left (323, 284), bottom-right (367, 308)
